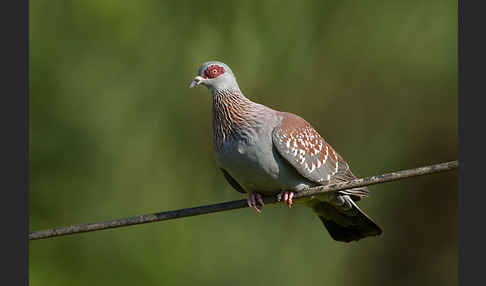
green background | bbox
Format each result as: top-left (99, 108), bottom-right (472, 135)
top-left (30, 1), bottom-right (457, 285)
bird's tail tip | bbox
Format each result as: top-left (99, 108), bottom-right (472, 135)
top-left (319, 215), bottom-right (382, 242)
top-left (314, 197), bottom-right (382, 243)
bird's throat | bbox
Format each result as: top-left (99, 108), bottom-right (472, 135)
top-left (212, 89), bottom-right (256, 149)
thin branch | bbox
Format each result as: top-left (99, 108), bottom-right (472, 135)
top-left (29, 160), bottom-right (458, 241)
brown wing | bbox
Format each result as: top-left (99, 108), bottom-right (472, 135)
top-left (272, 112), bottom-right (356, 185)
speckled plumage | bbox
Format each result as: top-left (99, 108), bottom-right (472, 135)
top-left (190, 61), bottom-right (382, 242)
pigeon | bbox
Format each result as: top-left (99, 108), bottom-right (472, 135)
top-left (189, 61), bottom-right (382, 242)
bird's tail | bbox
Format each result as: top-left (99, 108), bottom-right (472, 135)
top-left (310, 192), bottom-right (382, 242)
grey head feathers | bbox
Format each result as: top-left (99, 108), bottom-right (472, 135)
top-left (193, 61), bottom-right (241, 93)
top-left (198, 61), bottom-right (235, 77)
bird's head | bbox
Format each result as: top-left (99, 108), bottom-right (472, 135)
top-left (189, 61), bottom-right (240, 92)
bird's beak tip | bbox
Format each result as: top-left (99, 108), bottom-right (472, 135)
top-left (189, 76), bottom-right (204, 88)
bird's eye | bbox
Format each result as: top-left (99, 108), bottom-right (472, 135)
top-left (204, 64), bottom-right (225, 78)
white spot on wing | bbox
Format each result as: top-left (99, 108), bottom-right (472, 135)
top-left (299, 155), bottom-right (305, 164)
top-left (309, 162), bottom-right (316, 173)
top-left (334, 155), bottom-right (339, 174)
top-left (323, 145), bottom-right (329, 164)
top-left (286, 139), bottom-right (291, 149)
top-left (292, 148), bottom-right (298, 157)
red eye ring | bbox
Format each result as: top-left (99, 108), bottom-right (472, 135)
top-left (204, 64), bottom-right (225, 78)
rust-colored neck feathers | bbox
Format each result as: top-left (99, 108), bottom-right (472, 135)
top-left (212, 89), bottom-right (257, 150)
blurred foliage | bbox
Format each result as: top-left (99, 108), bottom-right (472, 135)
top-left (30, 1), bottom-right (457, 285)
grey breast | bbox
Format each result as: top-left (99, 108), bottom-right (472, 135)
top-left (215, 106), bottom-right (313, 193)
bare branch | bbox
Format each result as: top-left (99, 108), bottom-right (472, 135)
top-left (29, 160), bottom-right (458, 241)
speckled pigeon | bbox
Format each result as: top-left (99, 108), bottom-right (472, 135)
top-left (189, 61), bottom-right (382, 242)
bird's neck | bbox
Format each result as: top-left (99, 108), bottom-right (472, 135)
top-left (212, 88), bottom-right (257, 148)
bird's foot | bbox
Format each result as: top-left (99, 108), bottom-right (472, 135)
top-left (277, 191), bottom-right (295, 208)
top-left (247, 192), bottom-right (264, 213)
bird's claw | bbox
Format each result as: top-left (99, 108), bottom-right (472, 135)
top-left (277, 191), bottom-right (295, 208)
top-left (247, 192), bottom-right (264, 213)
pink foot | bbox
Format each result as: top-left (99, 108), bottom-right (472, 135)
top-left (247, 192), bottom-right (264, 213)
top-left (277, 191), bottom-right (295, 208)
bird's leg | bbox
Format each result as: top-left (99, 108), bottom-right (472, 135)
top-left (277, 191), bottom-right (295, 208)
top-left (247, 192), bottom-right (264, 213)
